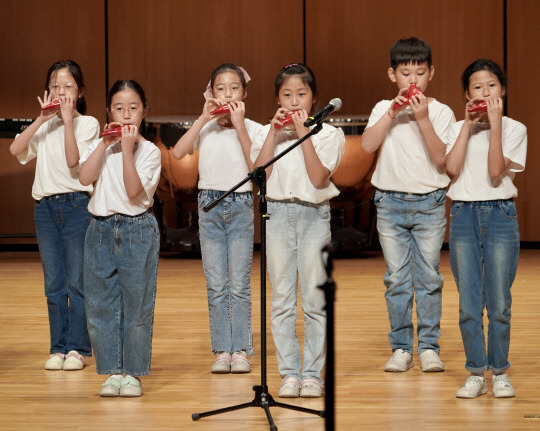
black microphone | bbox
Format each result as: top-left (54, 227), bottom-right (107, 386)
top-left (304, 98), bottom-right (342, 127)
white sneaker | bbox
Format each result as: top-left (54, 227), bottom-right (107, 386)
top-left (211, 352), bottom-right (232, 374)
top-left (45, 353), bottom-right (65, 370)
top-left (120, 375), bottom-right (142, 397)
top-left (456, 375), bottom-right (487, 398)
top-left (231, 351), bottom-right (251, 374)
top-left (278, 377), bottom-right (301, 398)
top-left (384, 349), bottom-right (413, 372)
top-left (492, 374), bottom-right (515, 398)
top-left (300, 378), bottom-right (324, 398)
top-left (419, 350), bottom-right (445, 372)
top-left (63, 350), bottom-right (85, 371)
top-left (99, 375), bottom-right (122, 397)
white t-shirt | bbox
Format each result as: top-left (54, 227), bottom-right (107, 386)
top-left (80, 139), bottom-right (161, 216)
top-left (17, 115), bottom-right (100, 200)
top-left (194, 118), bottom-right (262, 193)
top-left (366, 99), bottom-right (454, 194)
top-left (250, 123), bottom-right (345, 204)
top-left (446, 117), bottom-right (527, 201)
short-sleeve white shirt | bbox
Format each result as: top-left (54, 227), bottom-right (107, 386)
top-left (17, 115), bottom-right (100, 200)
top-left (80, 139), bottom-right (161, 216)
top-left (366, 99), bottom-right (454, 193)
top-left (250, 123), bottom-right (345, 204)
top-left (446, 117), bottom-right (527, 201)
top-left (195, 118), bottom-right (262, 193)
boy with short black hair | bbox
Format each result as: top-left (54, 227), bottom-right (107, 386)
top-left (362, 37), bottom-right (455, 372)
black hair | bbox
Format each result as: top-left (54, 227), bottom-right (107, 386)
top-left (461, 58), bottom-right (507, 94)
top-left (45, 60), bottom-right (87, 115)
top-left (210, 63), bottom-right (247, 90)
top-left (106, 79), bottom-right (148, 138)
top-left (390, 37), bottom-right (432, 70)
top-left (274, 63), bottom-right (318, 99)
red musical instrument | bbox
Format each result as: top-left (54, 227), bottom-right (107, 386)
top-left (467, 100), bottom-right (487, 113)
top-left (274, 112), bottom-right (298, 128)
top-left (210, 104), bottom-right (230, 115)
top-left (392, 83), bottom-right (424, 110)
top-left (41, 100), bottom-right (61, 114)
top-left (101, 125), bottom-right (129, 137)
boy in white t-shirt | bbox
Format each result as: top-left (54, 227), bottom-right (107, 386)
top-left (362, 37), bottom-right (455, 372)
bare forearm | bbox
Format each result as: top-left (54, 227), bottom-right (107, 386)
top-left (361, 112), bottom-right (393, 153)
top-left (172, 117), bottom-right (207, 159)
top-left (487, 125), bottom-right (506, 178)
top-left (79, 142), bottom-right (107, 185)
top-left (9, 117), bottom-right (46, 156)
top-left (417, 118), bottom-right (446, 168)
top-left (122, 152), bottom-right (144, 198)
top-left (63, 119), bottom-right (80, 168)
top-left (301, 140), bottom-right (331, 189)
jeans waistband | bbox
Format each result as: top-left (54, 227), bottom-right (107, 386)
top-left (93, 209), bottom-right (151, 222)
top-left (453, 198), bottom-right (514, 207)
top-left (267, 197), bottom-right (328, 208)
top-left (376, 188), bottom-right (445, 197)
top-left (39, 191), bottom-right (89, 201)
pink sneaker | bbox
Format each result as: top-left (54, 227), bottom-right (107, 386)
top-left (231, 351), bottom-right (251, 373)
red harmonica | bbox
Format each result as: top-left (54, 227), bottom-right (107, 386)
top-left (210, 104), bottom-right (230, 115)
top-left (467, 101), bottom-right (487, 113)
top-left (274, 112), bottom-right (297, 128)
top-left (392, 83), bottom-right (424, 110)
top-left (101, 125), bottom-right (129, 137)
top-left (41, 100), bottom-right (61, 113)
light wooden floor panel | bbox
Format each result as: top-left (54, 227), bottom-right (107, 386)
top-left (1, 250), bottom-right (539, 430)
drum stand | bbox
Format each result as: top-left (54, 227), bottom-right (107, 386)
top-left (192, 124), bottom-right (325, 431)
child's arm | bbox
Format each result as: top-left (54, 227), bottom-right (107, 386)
top-left (79, 124), bottom-right (118, 185)
top-left (446, 100), bottom-right (483, 176)
top-left (362, 88), bottom-right (408, 153)
top-left (60, 96), bottom-right (80, 168)
top-left (253, 107), bottom-right (290, 178)
top-left (409, 94), bottom-right (446, 168)
top-left (293, 110), bottom-right (332, 189)
top-left (172, 99), bottom-right (217, 160)
top-left (120, 126), bottom-right (145, 199)
top-left (229, 101), bottom-right (253, 172)
top-left (486, 97), bottom-right (511, 178)
top-left (10, 91), bottom-right (55, 157)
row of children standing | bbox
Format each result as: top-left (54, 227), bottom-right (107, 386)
top-left (362, 37), bottom-right (527, 399)
top-left (10, 33), bottom-right (527, 401)
top-left (10, 61), bottom-right (161, 397)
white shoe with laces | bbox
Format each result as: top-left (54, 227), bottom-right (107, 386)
top-left (492, 374), bottom-right (515, 398)
top-left (456, 375), bottom-right (487, 399)
top-left (419, 350), bottom-right (445, 372)
top-left (384, 349), bottom-right (413, 372)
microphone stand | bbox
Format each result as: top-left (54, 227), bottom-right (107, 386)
top-left (192, 122), bottom-right (325, 431)
top-left (319, 242), bottom-right (339, 431)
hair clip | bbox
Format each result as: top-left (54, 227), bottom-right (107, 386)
top-left (283, 63), bottom-right (299, 70)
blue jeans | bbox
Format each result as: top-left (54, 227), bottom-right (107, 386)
top-left (34, 192), bottom-right (92, 356)
top-left (84, 211), bottom-right (159, 376)
top-left (449, 200), bottom-right (518, 374)
top-left (374, 189), bottom-right (446, 355)
top-left (266, 200), bottom-right (330, 383)
top-left (198, 190), bottom-right (254, 355)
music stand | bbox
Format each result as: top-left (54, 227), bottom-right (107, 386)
top-left (192, 123), bottom-right (326, 431)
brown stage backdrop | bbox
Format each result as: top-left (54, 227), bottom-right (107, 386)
top-left (1, 0), bottom-right (538, 241)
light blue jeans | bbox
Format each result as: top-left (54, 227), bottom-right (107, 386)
top-left (84, 211), bottom-right (159, 376)
top-left (34, 192), bottom-right (92, 356)
top-left (449, 199), bottom-right (518, 374)
top-left (198, 190), bottom-right (254, 355)
top-left (266, 199), bottom-right (330, 383)
top-left (374, 189), bottom-right (446, 355)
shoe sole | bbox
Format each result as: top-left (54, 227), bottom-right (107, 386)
top-left (421, 365), bottom-right (445, 372)
top-left (99, 390), bottom-right (120, 397)
top-left (384, 361), bottom-right (414, 372)
top-left (456, 388), bottom-right (488, 399)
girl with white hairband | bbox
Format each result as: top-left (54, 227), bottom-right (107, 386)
top-left (173, 63), bottom-right (261, 374)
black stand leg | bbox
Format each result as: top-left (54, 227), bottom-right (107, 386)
top-left (192, 166), bottom-right (325, 430)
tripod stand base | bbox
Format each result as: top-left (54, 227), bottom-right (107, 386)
top-left (192, 384), bottom-right (325, 431)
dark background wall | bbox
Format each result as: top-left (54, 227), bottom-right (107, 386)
top-left (1, 0), bottom-right (538, 242)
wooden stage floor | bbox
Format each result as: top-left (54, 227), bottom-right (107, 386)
top-left (1, 249), bottom-right (539, 430)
